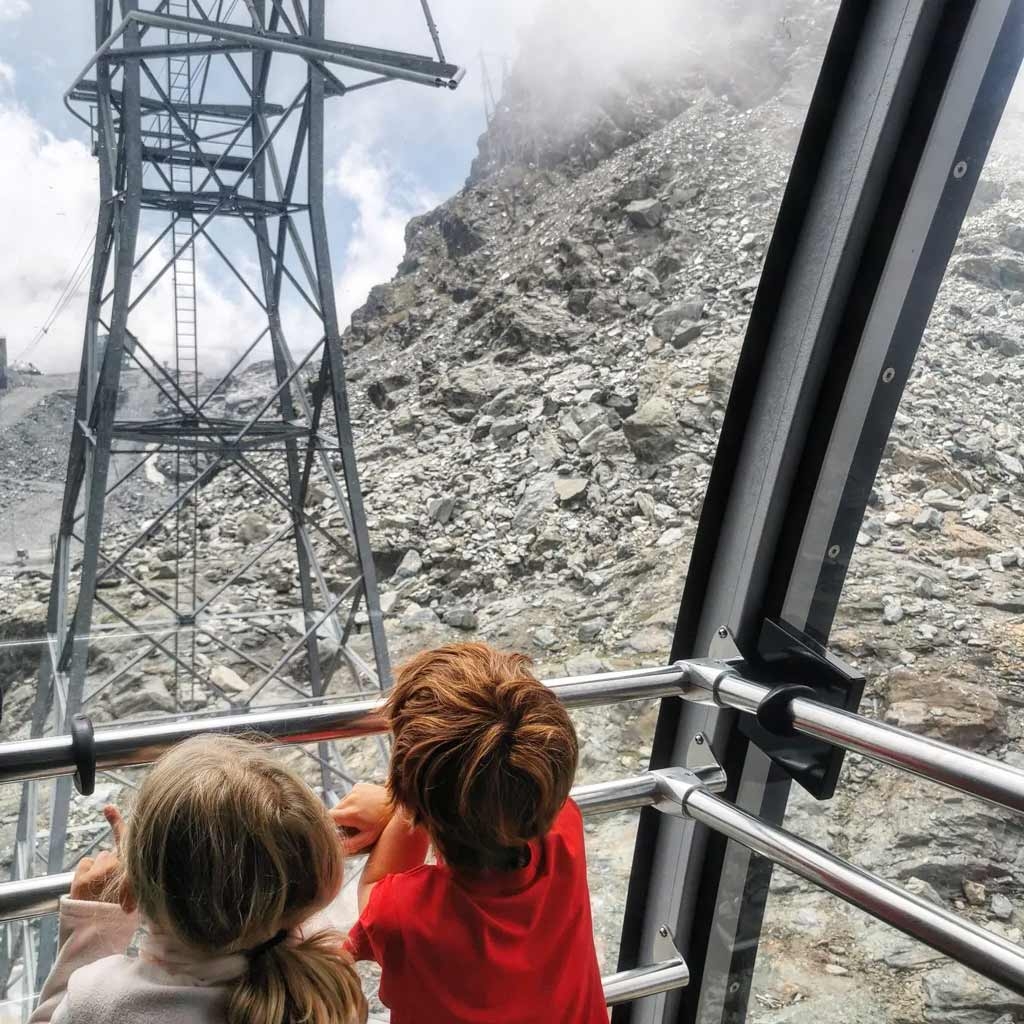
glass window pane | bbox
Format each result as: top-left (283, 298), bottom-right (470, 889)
top-left (1, 0), bottom-right (840, 1004)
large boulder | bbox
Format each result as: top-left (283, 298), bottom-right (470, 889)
top-left (922, 962), bottom-right (1024, 1023)
top-left (237, 512), bottom-right (271, 545)
top-left (110, 677), bottom-right (177, 718)
top-left (489, 300), bottom-right (584, 356)
top-left (367, 373), bottom-right (412, 410)
top-left (623, 397), bottom-right (681, 462)
top-left (513, 472), bottom-right (558, 531)
top-left (883, 668), bottom-right (1006, 749)
top-left (439, 210), bottom-right (486, 259)
top-left (394, 549), bottom-right (423, 580)
top-left (624, 198), bottom-right (664, 228)
top-left (209, 664), bottom-right (249, 696)
top-left (439, 365), bottom-right (506, 417)
top-left (652, 298), bottom-right (705, 340)
top-left (554, 477), bottom-right (588, 503)
top-left (954, 254), bottom-right (1024, 291)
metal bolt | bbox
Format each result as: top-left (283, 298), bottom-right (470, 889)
top-left (882, 367), bottom-right (896, 383)
top-left (828, 544), bottom-right (841, 559)
top-left (953, 160), bottom-right (968, 179)
top-left (695, 733), bottom-right (705, 745)
top-left (717, 626), bottom-right (729, 638)
top-left (659, 926), bottom-right (669, 937)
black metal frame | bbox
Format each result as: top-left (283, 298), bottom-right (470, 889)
top-left (735, 619), bottom-right (865, 800)
top-left (615, 2), bottom-right (1024, 1022)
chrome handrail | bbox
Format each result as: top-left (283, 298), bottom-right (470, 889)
top-left (0, 767), bottom-right (713, 923)
top-left (681, 787), bottom-right (1024, 996)
top-left (0, 666), bottom-right (689, 786)
top-left (5, 756), bottom-right (1024, 998)
top-left (686, 661), bottom-right (1024, 814)
top-left (604, 925), bottom-right (688, 1006)
top-left (7, 656), bottom-right (1024, 821)
top-left (5, 657), bottom-right (1024, 816)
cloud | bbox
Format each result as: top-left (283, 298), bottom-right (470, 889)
top-left (0, 60), bottom-right (14, 90)
top-left (0, 89), bottom-right (270, 375)
top-left (0, 101), bottom-right (97, 372)
top-left (329, 145), bottom-right (440, 327)
top-left (122, 234), bottom-right (271, 379)
top-left (321, 0), bottom-right (544, 177)
top-left (0, 0), bottom-right (29, 22)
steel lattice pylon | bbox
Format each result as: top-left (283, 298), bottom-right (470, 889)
top-left (1, 0), bottom-right (462, 1003)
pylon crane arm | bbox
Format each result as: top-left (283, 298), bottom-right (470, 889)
top-left (66, 9), bottom-right (465, 105)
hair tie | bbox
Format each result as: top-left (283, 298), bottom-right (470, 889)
top-left (247, 929), bottom-right (289, 959)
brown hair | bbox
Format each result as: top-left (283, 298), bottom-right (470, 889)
top-left (385, 642), bottom-right (578, 872)
top-left (120, 734), bottom-right (366, 1024)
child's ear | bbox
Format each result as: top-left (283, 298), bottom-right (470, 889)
top-left (119, 876), bottom-right (137, 914)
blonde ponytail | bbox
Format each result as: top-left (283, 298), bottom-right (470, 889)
top-left (229, 930), bottom-right (367, 1024)
top-left (121, 735), bottom-right (367, 1024)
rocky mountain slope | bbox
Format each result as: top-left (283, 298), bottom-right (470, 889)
top-left (3, 1), bottom-right (1024, 1019)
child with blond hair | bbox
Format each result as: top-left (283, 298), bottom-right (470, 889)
top-left (333, 641), bottom-right (609, 1024)
top-left (31, 734), bottom-right (366, 1024)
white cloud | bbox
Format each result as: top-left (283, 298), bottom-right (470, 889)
top-left (0, 94), bottom-right (269, 375)
top-left (0, 102), bottom-right (97, 372)
top-left (0, 61), bottom-right (14, 91)
top-left (124, 235), bottom-right (270, 379)
top-left (329, 145), bottom-right (440, 327)
top-left (0, 0), bottom-right (29, 23)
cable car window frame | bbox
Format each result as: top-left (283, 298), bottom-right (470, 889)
top-left (614, 2), bottom-right (1024, 1022)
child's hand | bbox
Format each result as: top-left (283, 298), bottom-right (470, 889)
top-left (70, 850), bottom-right (121, 902)
top-left (70, 806), bottom-right (125, 903)
top-left (330, 783), bottom-right (394, 853)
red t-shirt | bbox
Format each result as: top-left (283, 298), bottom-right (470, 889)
top-left (347, 800), bottom-right (608, 1024)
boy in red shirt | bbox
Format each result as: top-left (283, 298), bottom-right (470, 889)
top-left (333, 641), bottom-right (609, 1024)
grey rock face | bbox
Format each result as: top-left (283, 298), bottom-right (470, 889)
top-left (922, 963), bottom-right (1024, 1024)
top-left (883, 669), bottom-right (1006, 748)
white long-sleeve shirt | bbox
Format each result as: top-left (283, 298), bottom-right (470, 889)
top-left (29, 898), bottom-right (251, 1024)
top-left (27, 897), bottom-right (382, 1024)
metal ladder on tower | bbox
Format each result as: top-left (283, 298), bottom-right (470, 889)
top-left (166, 0), bottom-right (200, 703)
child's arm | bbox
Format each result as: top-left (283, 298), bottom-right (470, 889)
top-left (331, 783), bottom-right (395, 854)
top-left (357, 812), bottom-right (430, 912)
top-left (30, 825), bottom-right (138, 1024)
top-left (30, 896), bottom-right (139, 1023)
